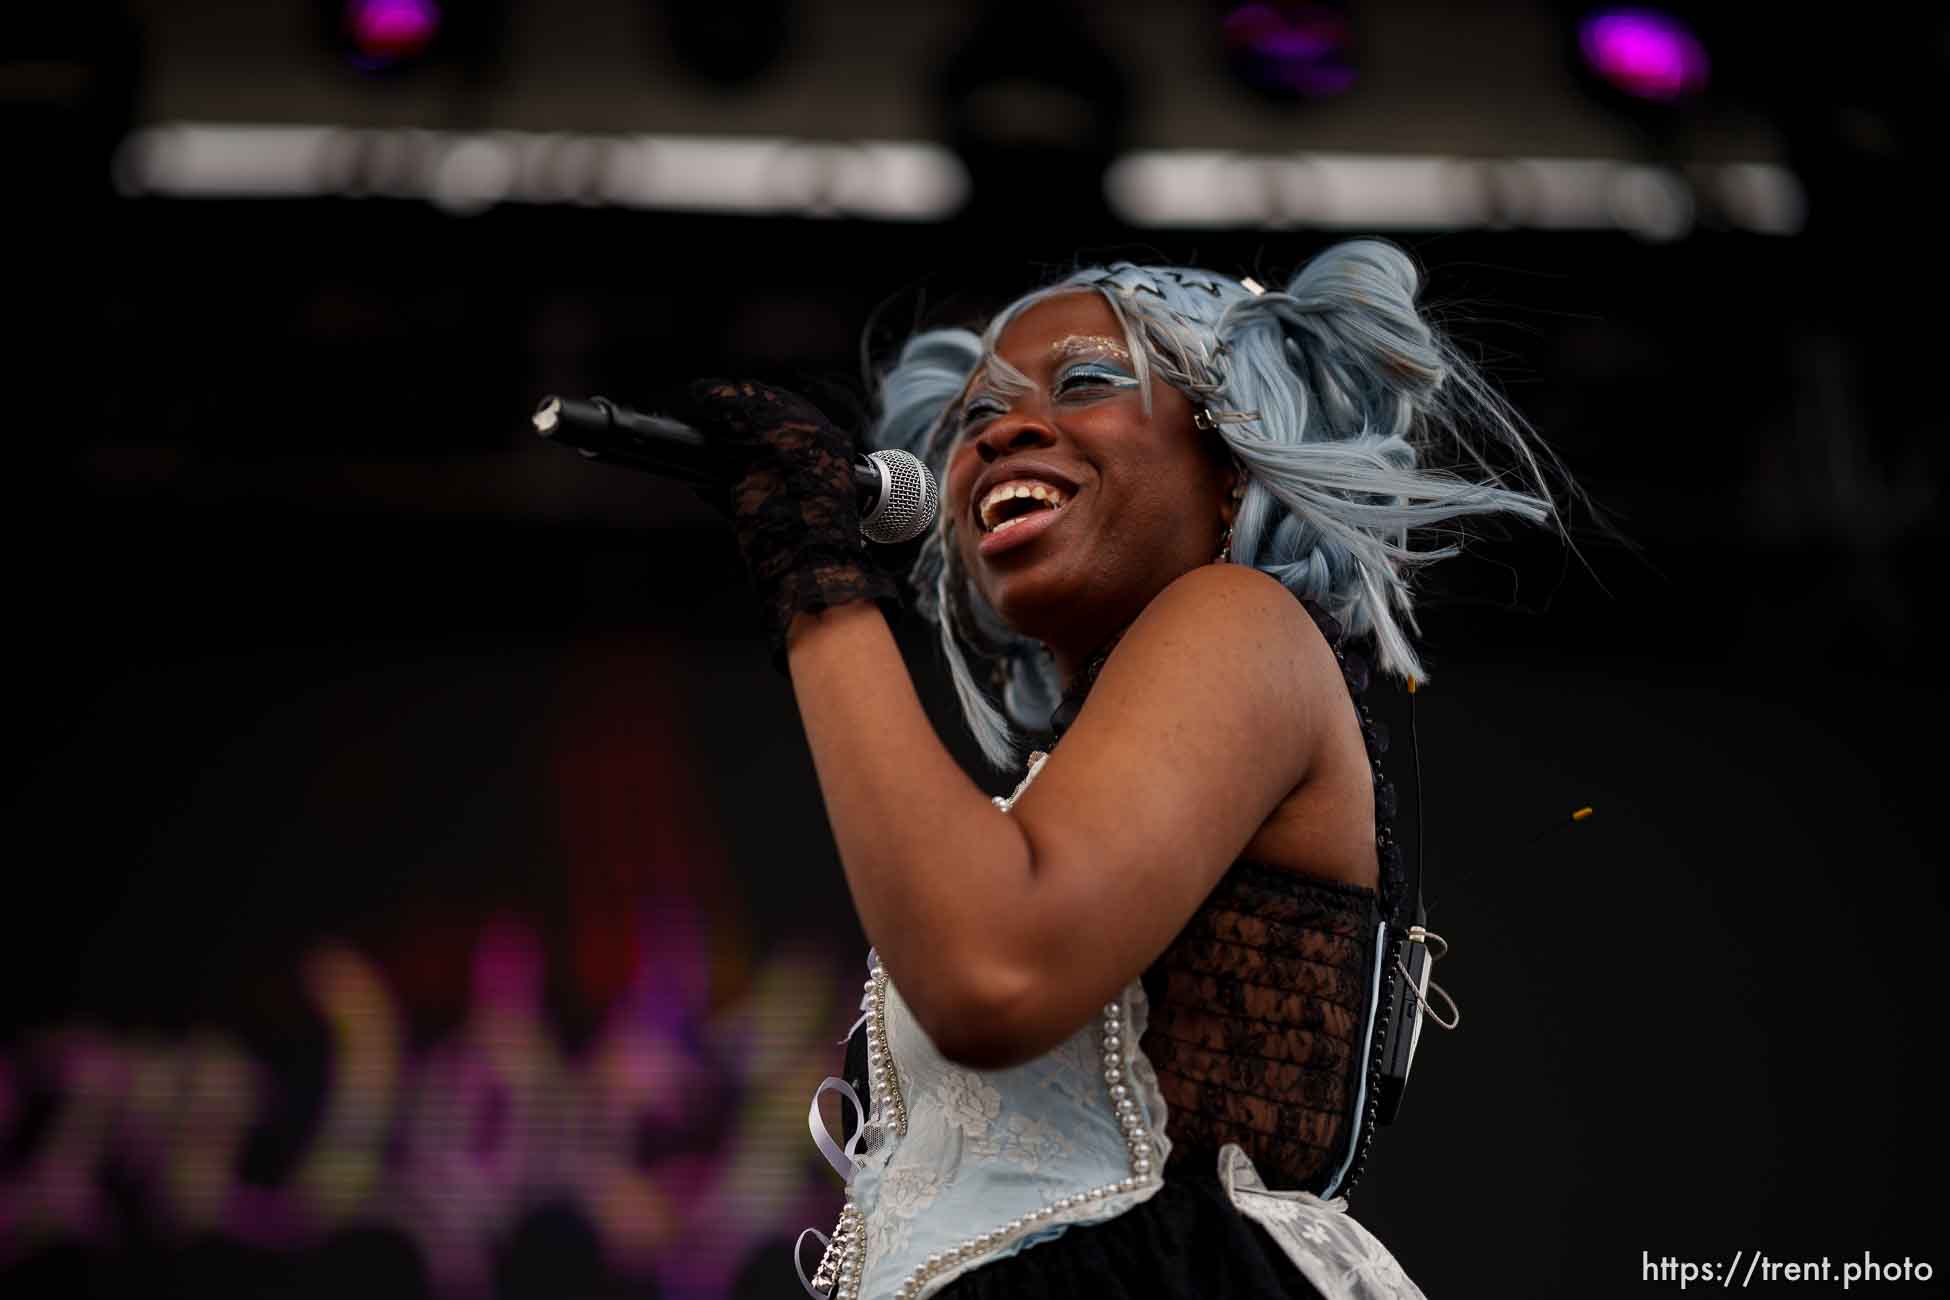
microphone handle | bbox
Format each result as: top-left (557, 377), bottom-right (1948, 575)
top-left (535, 395), bottom-right (879, 494)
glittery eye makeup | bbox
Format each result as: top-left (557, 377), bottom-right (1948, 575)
top-left (1050, 334), bottom-right (1131, 364)
top-left (956, 397), bottom-right (1004, 436)
top-left (955, 377), bottom-right (1009, 434)
top-left (1048, 335), bottom-right (1137, 398)
top-left (1053, 360), bottom-right (1138, 395)
top-left (953, 336), bottom-right (1138, 438)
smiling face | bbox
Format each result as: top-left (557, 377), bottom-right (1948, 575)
top-left (943, 291), bottom-right (1238, 682)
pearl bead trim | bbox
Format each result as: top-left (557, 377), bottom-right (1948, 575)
top-left (885, 996), bottom-right (1158, 1300)
top-left (808, 1204), bottom-right (863, 1298)
top-left (866, 962), bottom-right (908, 1137)
top-left (805, 957), bottom-right (909, 1300)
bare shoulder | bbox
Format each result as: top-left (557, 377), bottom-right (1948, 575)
top-left (1056, 563), bottom-right (1339, 798)
top-left (1141, 561), bottom-right (1314, 631)
top-left (1121, 563), bottom-right (1335, 692)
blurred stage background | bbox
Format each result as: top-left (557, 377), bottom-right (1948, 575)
top-left (5, 1), bottom-right (1945, 1296)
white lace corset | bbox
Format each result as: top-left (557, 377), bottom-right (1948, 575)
top-left (797, 957), bottom-right (1170, 1300)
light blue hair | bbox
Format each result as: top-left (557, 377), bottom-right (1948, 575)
top-left (869, 239), bottom-right (1572, 771)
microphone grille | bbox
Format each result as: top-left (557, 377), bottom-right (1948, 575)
top-left (860, 449), bottom-right (940, 545)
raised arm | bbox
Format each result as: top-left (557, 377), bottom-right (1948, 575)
top-left (787, 561), bottom-right (1328, 1068)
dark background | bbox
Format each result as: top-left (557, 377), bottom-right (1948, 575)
top-left (5, 2), bottom-right (1944, 1297)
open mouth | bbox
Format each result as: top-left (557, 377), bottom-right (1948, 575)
top-left (978, 479), bottom-right (1070, 535)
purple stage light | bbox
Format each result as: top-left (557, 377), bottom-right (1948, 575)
top-left (344, 0), bottom-right (441, 68)
top-left (1222, 3), bottom-right (1358, 101)
top-left (1579, 8), bottom-right (1709, 102)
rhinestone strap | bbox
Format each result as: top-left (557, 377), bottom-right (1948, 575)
top-left (806, 1204), bottom-right (863, 1299)
top-left (990, 749), bottom-right (1049, 812)
top-left (866, 959), bottom-right (908, 1137)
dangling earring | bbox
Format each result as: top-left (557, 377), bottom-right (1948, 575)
top-left (1216, 473), bottom-right (1247, 564)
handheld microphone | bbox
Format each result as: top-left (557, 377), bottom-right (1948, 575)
top-left (531, 394), bottom-right (941, 545)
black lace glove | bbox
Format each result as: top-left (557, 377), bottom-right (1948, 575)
top-left (672, 379), bottom-right (901, 672)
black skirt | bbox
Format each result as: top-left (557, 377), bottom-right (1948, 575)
top-left (932, 1167), bottom-right (1327, 1300)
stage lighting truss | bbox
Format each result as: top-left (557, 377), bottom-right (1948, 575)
top-left (112, 127), bottom-right (1805, 239)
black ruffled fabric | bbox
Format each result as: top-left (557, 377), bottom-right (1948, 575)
top-left (1139, 865), bottom-right (1377, 1192)
top-left (936, 1165), bottom-right (1325, 1300)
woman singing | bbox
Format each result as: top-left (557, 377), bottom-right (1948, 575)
top-left (675, 239), bottom-right (1570, 1299)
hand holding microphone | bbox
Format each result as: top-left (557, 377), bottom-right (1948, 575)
top-left (532, 391), bottom-right (940, 545)
top-left (534, 381), bottom-right (936, 671)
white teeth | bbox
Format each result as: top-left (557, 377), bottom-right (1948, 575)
top-left (979, 478), bottom-right (1070, 530)
top-left (990, 514), bottom-right (1033, 535)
